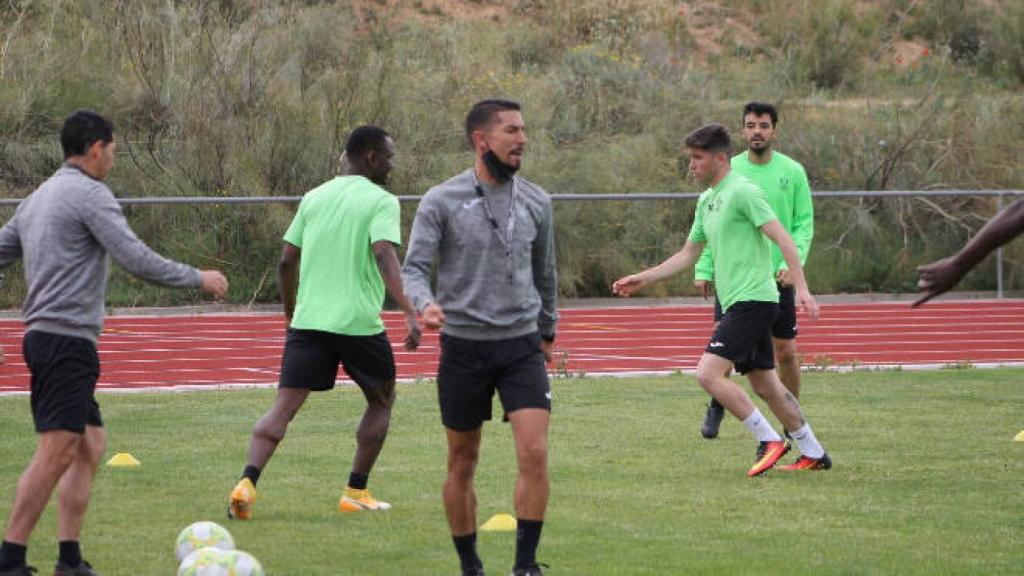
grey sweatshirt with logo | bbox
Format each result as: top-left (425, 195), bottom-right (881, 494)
top-left (401, 169), bottom-right (558, 340)
top-left (0, 165), bottom-right (203, 342)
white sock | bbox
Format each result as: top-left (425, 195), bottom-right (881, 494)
top-left (790, 423), bottom-right (825, 458)
top-left (742, 409), bottom-right (782, 442)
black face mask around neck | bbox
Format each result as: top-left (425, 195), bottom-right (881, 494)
top-left (482, 150), bottom-right (519, 184)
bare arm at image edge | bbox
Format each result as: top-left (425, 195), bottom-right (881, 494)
top-left (914, 199), bottom-right (1024, 307)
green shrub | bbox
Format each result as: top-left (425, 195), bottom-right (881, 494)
top-left (0, 0), bottom-right (1020, 307)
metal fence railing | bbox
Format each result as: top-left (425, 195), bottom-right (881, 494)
top-left (2, 189), bottom-right (1019, 206)
top-left (1, 189), bottom-right (1021, 296)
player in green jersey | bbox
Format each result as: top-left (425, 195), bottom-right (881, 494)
top-left (696, 102), bottom-right (814, 439)
top-left (228, 125), bottom-right (420, 521)
top-left (614, 124), bottom-right (831, 476)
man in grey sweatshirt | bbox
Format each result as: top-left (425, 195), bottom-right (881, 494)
top-left (402, 99), bottom-right (557, 576)
top-left (0, 110), bottom-right (228, 576)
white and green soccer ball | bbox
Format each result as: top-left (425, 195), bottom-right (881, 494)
top-left (177, 547), bottom-right (225, 575)
top-left (214, 550), bottom-right (265, 576)
top-left (175, 521), bottom-right (235, 562)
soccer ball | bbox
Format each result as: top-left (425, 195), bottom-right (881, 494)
top-left (175, 521), bottom-right (235, 562)
top-left (177, 547), bottom-right (225, 575)
top-left (215, 550), bottom-right (265, 576)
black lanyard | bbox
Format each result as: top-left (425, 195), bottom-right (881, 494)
top-left (473, 172), bottom-right (518, 282)
top-left (472, 173), bottom-right (518, 251)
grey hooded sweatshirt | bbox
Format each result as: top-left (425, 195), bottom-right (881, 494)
top-left (402, 169), bottom-right (558, 340)
top-left (0, 165), bottom-right (203, 342)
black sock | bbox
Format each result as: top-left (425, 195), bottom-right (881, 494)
top-left (242, 465), bottom-right (262, 486)
top-left (348, 472), bottom-right (368, 490)
top-left (514, 519), bottom-right (544, 569)
top-left (710, 397), bottom-right (723, 409)
top-left (452, 532), bottom-right (482, 571)
top-left (0, 541), bottom-right (27, 570)
top-left (58, 541), bottom-right (82, 567)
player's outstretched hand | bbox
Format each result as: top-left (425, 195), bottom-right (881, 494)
top-left (421, 302), bottom-right (446, 330)
top-left (403, 311), bottom-right (422, 351)
top-left (200, 270), bottom-right (228, 300)
top-left (796, 288), bottom-right (820, 320)
top-left (913, 257), bottom-right (964, 308)
top-left (612, 274), bottom-right (646, 297)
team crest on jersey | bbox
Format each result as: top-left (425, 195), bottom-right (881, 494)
top-left (707, 198), bottom-right (720, 212)
top-left (780, 176), bottom-right (790, 188)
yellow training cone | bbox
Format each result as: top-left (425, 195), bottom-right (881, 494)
top-left (1014, 430), bottom-right (1024, 442)
top-left (106, 452), bottom-right (141, 467)
top-left (480, 513), bottom-right (517, 532)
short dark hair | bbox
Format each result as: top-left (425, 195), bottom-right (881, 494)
top-left (742, 101), bottom-right (778, 126)
top-left (61, 109), bottom-right (114, 159)
top-left (684, 123), bottom-right (732, 153)
top-left (345, 125), bottom-right (390, 159)
top-left (465, 99), bottom-right (521, 145)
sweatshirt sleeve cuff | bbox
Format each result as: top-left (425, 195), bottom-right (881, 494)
top-left (538, 316), bottom-right (557, 341)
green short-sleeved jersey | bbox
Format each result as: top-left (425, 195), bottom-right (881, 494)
top-left (688, 171), bottom-right (779, 312)
top-left (283, 175), bottom-right (401, 335)
top-left (731, 151), bottom-right (813, 271)
top-left (695, 151), bottom-right (814, 280)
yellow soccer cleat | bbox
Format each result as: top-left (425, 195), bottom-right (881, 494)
top-left (339, 487), bottom-right (392, 512)
top-left (228, 477), bottom-right (257, 520)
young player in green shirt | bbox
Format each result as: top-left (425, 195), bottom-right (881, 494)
top-left (228, 125), bottom-right (420, 520)
top-left (613, 123), bottom-right (831, 476)
top-left (695, 102), bottom-right (814, 439)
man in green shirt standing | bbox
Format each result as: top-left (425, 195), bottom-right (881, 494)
top-left (614, 123), bottom-right (830, 476)
top-left (695, 102), bottom-right (814, 440)
top-left (228, 125), bottom-right (420, 520)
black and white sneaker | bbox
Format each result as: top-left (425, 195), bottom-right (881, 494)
top-left (701, 399), bottom-right (725, 439)
top-left (510, 563), bottom-right (547, 576)
top-left (53, 560), bottom-right (98, 576)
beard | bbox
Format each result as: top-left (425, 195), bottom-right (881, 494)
top-left (748, 140), bottom-right (771, 156)
top-left (482, 150), bottom-right (520, 183)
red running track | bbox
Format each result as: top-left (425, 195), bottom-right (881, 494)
top-left (0, 300), bottom-right (1022, 393)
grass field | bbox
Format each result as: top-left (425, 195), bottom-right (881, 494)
top-left (0, 369), bottom-right (1021, 575)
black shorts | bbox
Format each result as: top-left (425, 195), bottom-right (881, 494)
top-left (706, 301), bottom-right (779, 375)
top-left (23, 330), bottom-right (103, 433)
top-left (437, 332), bottom-right (551, 431)
top-left (714, 283), bottom-right (797, 340)
top-left (279, 329), bottom-right (395, 399)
